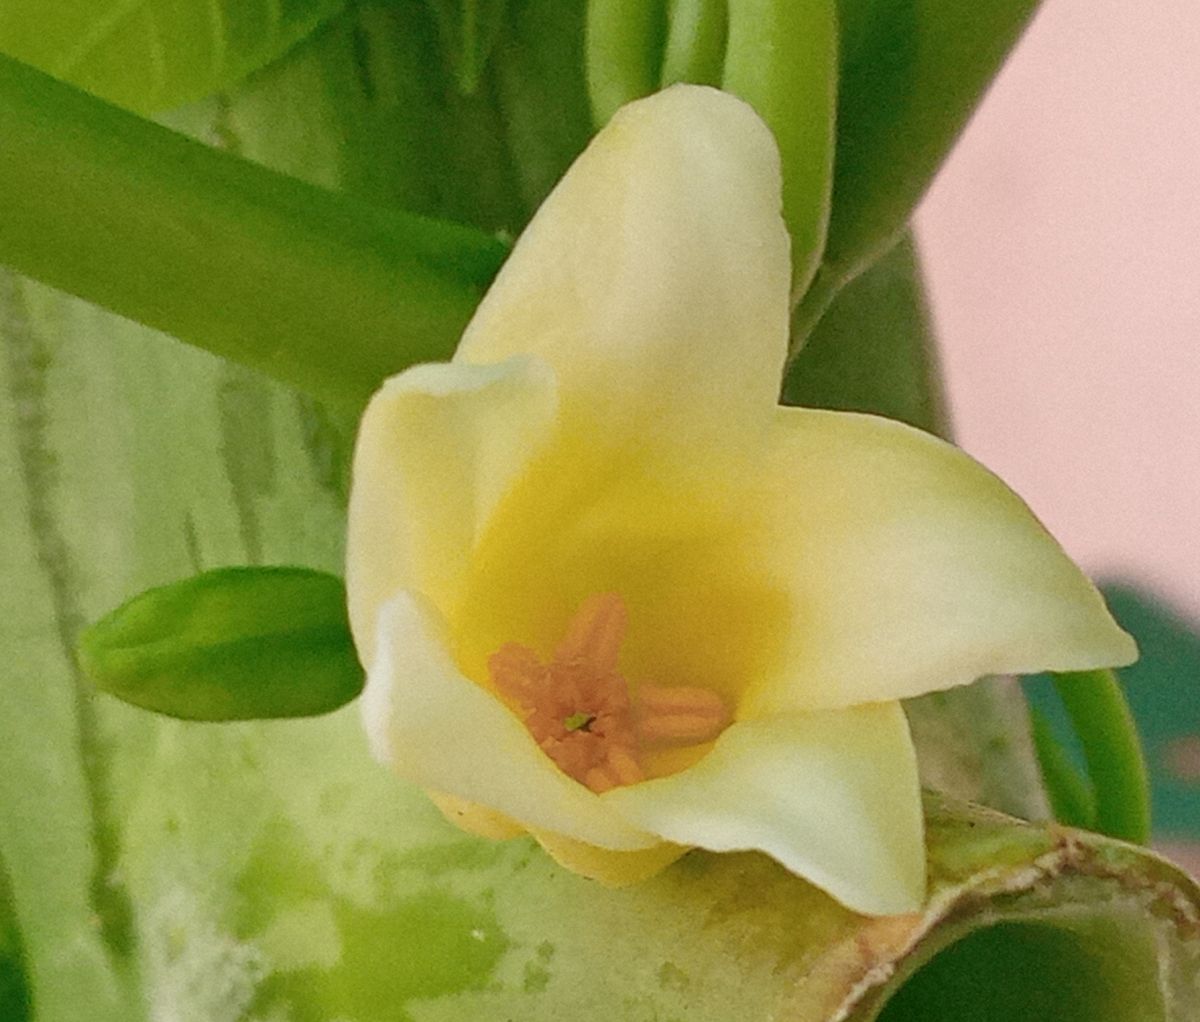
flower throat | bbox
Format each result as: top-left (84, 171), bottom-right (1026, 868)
top-left (488, 593), bottom-right (729, 793)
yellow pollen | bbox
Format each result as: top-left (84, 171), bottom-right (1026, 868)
top-left (487, 593), bottom-right (730, 793)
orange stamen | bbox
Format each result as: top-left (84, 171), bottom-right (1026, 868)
top-left (487, 594), bottom-right (729, 793)
top-left (635, 684), bottom-right (730, 746)
top-left (554, 592), bottom-right (627, 672)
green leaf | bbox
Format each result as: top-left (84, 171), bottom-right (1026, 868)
top-left (830, 0), bottom-right (1041, 275)
top-left (79, 567), bottom-right (364, 721)
top-left (0, 54), bottom-right (508, 407)
top-left (273, 2), bottom-right (527, 235)
top-left (0, 19), bottom-right (417, 1017)
top-left (1096, 584), bottom-right (1200, 839)
top-left (0, 0), bottom-right (347, 114)
top-left (794, 0), bottom-right (1041, 333)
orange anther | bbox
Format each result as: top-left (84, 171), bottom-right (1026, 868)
top-left (553, 592), bottom-right (627, 673)
top-left (636, 684), bottom-right (729, 746)
top-left (488, 643), bottom-right (546, 710)
top-left (637, 713), bottom-right (726, 745)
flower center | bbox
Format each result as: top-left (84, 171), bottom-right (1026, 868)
top-left (487, 593), bottom-right (730, 793)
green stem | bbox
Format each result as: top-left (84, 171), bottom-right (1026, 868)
top-left (1052, 669), bottom-right (1151, 843)
top-left (722, 0), bottom-right (837, 296)
top-left (0, 55), bottom-right (508, 407)
top-left (660, 0), bottom-right (728, 87)
top-left (1029, 710), bottom-right (1097, 830)
top-left (585, 0), bottom-right (668, 126)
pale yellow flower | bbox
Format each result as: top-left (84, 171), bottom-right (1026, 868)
top-left (347, 85), bottom-right (1135, 915)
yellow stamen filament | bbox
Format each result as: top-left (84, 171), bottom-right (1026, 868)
top-left (487, 594), bottom-right (730, 793)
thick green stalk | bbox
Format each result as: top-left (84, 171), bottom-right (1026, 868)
top-left (0, 54), bottom-right (508, 407)
top-left (1053, 669), bottom-right (1152, 843)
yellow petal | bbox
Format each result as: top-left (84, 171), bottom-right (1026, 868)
top-left (451, 452), bottom-right (790, 706)
top-left (740, 409), bottom-right (1137, 716)
top-left (602, 703), bottom-right (926, 915)
top-left (361, 590), bottom-right (660, 851)
top-left (455, 84), bottom-right (790, 454)
top-left (428, 792), bottom-right (525, 841)
top-left (346, 356), bottom-right (557, 663)
top-left (530, 829), bottom-right (688, 886)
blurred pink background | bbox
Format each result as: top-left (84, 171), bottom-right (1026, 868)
top-left (916, 0), bottom-right (1200, 618)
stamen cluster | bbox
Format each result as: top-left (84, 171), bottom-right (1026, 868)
top-left (489, 594), bottom-right (729, 792)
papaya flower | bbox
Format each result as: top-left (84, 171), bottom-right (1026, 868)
top-left (347, 85), bottom-right (1135, 915)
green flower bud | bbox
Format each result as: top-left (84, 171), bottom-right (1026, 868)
top-left (79, 566), bottom-right (363, 721)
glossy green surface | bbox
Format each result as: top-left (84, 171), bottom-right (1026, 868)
top-left (0, 53), bottom-right (507, 407)
top-left (1053, 669), bottom-right (1151, 843)
top-left (878, 921), bottom-right (1163, 1022)
top-left (80, 567), bottom-right (363, 721)
top-left (723, 0), bottom-right (837, 291)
